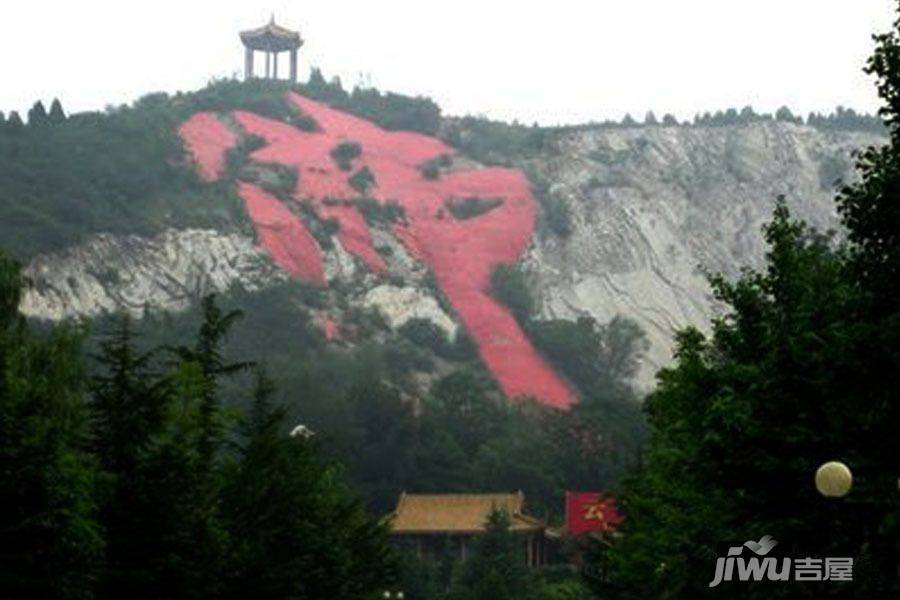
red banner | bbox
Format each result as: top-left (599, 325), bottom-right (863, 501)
top-left (565, 492), bottom-right (622, 535)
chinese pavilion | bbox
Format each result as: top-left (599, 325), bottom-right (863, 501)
top-left (240, 16), bottom-right (304, 81)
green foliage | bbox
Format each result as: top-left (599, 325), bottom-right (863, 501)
top-left (420, 154), bottom-right (453, 180)
top-left (445, 196), bottom-right (504, 220)
top-left (448, 508), bottom-right (536, 600)
top-left (356, 197), bottom-right (406, 225)
top-left (255, 162), bottom-right (299, 198)
top-left (348, 165), bottom-right (376, 193)
top-left (528, 316), bottom-right (648, 399)
top-left (5, 110), bottom-right (24, 131)
top-left (490, 262), bottom-right (534, 323)
top-left (330, 140), bottom-right (362, 171)
top-left (775, 105), bottom-right (802, 124)
top-left (818, 152), bottom-right (851, 190)
top-left (48, 99), bottom-right (66, 124)
top-left (1, 266), bottom-right (397, 597)
top-left (662, 113), bottom-right (679, 126)
top-left (300, 69), bottom-right (443, 135)
top-left (221, 368), bottom-right (398, 599)
top-left (0, 252), bottom-right (103, 599)
top-left (443, 116), bottom-right (550, 165)
top-left (528, 170), bottom-right (574, 238)
top-left (0, 90), bottom-right (241, 260)
top-left (345, 86), bottom-right (443, 135)
top-left (28, 100), bottom-right (49, 126)
top-left (181, 78), bottom-right (296, 120)
top-left (399, 318), bottom-right (454, 358)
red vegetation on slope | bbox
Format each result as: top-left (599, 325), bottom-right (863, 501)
top-left (178, 94), bottom-right (574, 408)
top-left (237, 181), bottom-right (325, 285)
top-left (178, 113), bottom-right (238, 181)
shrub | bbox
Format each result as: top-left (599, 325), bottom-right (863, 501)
top-left (818, 152), bottom-right (851, 190)
top-left (419, 154), bottom-right (453, 180)
top-left (330, 141), bottom-right (362, 171)
top-left (444, 197), bottom-right (503, 220)
top-left (489, 263), bottom-right (534, 323)
top-left (399, 318), bottom-right (454, 358)
top-left (348, 166), bottom-right (376, 194)
top-left (528, 170), bottom-right (573, 239)
top-left (356, 198), bottom-right (405, 225)
top-left (421, 163), bottom-right (440, 180)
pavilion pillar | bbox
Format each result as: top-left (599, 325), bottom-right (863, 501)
top-left (265, 52), bottom-right (270, 78)
top-left (273, 51), bottom-right (279, 79)
top-left (244, 48), bottom-right (254, 79)
top-left (289, 48), bottom-right (298, 82)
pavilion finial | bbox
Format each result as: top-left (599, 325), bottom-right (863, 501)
top-left (270, 13), bottom-right (275, 24)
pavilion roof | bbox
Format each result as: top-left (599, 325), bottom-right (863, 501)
top-left (240, 18), bottom-right (303, 52)
top-left (387, 492), bottom-right (545, 535)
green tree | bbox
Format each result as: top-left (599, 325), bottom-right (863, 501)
top-left (6, 110), bottom-right (24, 131)
top-left (490, 263), bottom-right (534, 323)
top-left (171, 294), bottom-right (251, 467)
top-left (449, 508), bottom-right (536, 600)
top-left (27, 100), bottom-right (49, 126)
top-left (426, 370), bottom-right (507, 457)
top-left (48, 99), bottom-right (66, 124)
top-left (90, 315), bottom-right (173, 598)
top-left (221, 368), bottom-right (398, 599)
top-left (0, 253), bottom-right (103, 599)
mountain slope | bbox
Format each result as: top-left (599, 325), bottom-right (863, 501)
top-left (9, 81), bottom-right (885, 398)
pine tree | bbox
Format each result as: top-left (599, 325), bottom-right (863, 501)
top-left (170, 294), bottom-right (251, 468)
top-left (48, 98), bottom-right (66, 124)
top-left (221, 367), bottom-right (398, 599)
top-left (0, 252), bottom-right (103, 599)
top-left (449, 508), bottom-right (536, 600)
top-left (90, 315), bottom-right (172, 598)
top-left (6, 110), bottom-right (24, 132)
top-left (776, 105), bottom-right (801, 124)
top-left (28, 100), bottom-right (49, 126)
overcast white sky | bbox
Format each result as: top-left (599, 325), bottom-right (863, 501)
top-left (1, 1), bottom-right (895, 125)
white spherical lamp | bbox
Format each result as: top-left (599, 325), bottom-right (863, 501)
top-left (815, 461), bottom-right (853, 498)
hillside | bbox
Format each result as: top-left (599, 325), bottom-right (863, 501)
top-left (6, 79), bottom-right (885, 397)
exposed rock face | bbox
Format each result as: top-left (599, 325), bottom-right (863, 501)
top-left (524, 121), bottom-right (883, 387)
top-left (361, 284), bottom-right (458, 337)
top-left (20, 229), bottom-right (285, 320)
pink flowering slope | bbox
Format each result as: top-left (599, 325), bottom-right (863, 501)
top-left (178, 113), bottom-right (238, 181)
top-left (178, 94), bottom-right (574, 409)
top-left (237, 181), bottom-right (325, 285)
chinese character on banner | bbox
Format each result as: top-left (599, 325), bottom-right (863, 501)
top-left (565, 492), bottom-right (623, 535)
